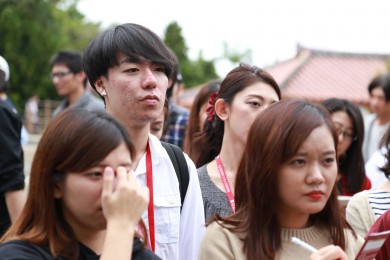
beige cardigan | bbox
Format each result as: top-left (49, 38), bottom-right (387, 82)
top-left (198, 221), bottom-right (363, 260)
top-left (346, 190), bottom-right (377, 238)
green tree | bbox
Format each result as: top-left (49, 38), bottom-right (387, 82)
top-left (163, 21), bottom-right (218, 88)
top-left (0, 0), bottom-right (100, 110)
top-left (163, 21), bottom-right (252, 88)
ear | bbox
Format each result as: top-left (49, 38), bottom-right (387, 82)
top-left (215, 99), bottom-right (229, 121)
top-left (95, 76), bottom-right (106, 94)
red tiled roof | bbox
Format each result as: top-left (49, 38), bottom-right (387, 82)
top-left (266, 46), bottom-right (390, 106)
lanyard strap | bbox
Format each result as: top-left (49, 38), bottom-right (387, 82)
top-left (146, 143), bottom-right (155, 252)
top-left (215, 155), bottom-right (235, 213)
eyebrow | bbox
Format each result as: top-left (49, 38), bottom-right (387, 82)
top-left (295, 150), bottom-right (336, 157)
top-left (246, 94), bottom-right (278, 102)
top-left (98, 162), bottom-right (133, 168)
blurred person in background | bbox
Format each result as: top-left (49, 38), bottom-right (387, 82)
top-left (322, 98), bottom-right (371, 196)
top-left (183, 79), bottom-right (221, 163)
top-left (150, 98), bottom-right (169, 139)
top-left (347, 126), bottom-right (390, 238)
top-left (363, 74), bottom-right (390, 162)
top-left (0, 55), bottom-right (26, 237)
top-left (161, 71), bottom-right (189, 149)
top-left (50, 50), bottom-right (104, 118)
top-left (25, 95), bottom-right (40, 134)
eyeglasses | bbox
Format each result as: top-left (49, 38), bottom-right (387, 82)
top-left (333, 123), bottom-right (357, 141)
top-left (49, 71), bottom-right (73, 79)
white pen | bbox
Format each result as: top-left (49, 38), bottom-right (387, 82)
top-left (291, 237), bottom-right (318, 253)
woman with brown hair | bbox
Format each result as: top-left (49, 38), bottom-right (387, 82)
top-left (199, 99), bottom-right (364, 260)
top-left (195, 64), bottom-right (281, 223)
top-left (0, 108), bottom-right (159, 260)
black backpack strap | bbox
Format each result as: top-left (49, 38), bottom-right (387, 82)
top-left (161, 142), bottom-right (189, 211)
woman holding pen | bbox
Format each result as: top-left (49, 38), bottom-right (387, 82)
top-left (198, 99), bottom-right (364, 260)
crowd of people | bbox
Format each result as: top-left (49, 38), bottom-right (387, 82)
top-left (2, 22), bottom-right (390, 259)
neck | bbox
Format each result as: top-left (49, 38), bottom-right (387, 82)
top-left (125, 122), bottom-right (150, 169)
top-left (67, 87), bottom-right (85, 106)
top-left (277, 211), bottom-right (310, 229)
top-left (218, 135), bottom-right (245, 175)
top-left (379, 180), bottom-right (390, 192)
top-left (376, 111), bottom-right (390, 125)
top-left (73, 226), bottom-right (106, 254)
top-left (0, 93), bottom-right (7, 100)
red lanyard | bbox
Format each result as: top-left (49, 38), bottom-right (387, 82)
top-left (215, 155), bottom-right (235, 213)
top-left (146, 143), bottom-right (155, 252)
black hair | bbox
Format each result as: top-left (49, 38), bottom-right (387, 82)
top-left (322, 98), bottom-right (366, 193)
top-left (368, 74), bottom-right (390, 102)
top-left (84, 23), bottom-right (177, 98)
top-left (50, 50), bottom-right (84, 74)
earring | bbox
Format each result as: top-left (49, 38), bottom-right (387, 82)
top-left (101, 90), bottom-right (107, 96)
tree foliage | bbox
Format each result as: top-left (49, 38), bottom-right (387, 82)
top-left (0, 0), bottom-right (100, 110)
top-left (163, 22), bottom-right (219, 88)
top-left (163, 21), bottom-right (252, 88)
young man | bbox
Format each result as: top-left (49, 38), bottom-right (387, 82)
top-left (50, 50), bottom-right (104, 117)
top-left (0, 55), bottom-right (26, 236)
top-left (84, 23), bottom-right (205, 260)
top-left (363, 74), bottom-right (390, 162)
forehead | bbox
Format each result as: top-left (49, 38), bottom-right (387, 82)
top-left (235, 82), bottom-right (279, 100)
top-left (52, 64), bottom-right (70, 72)
top-left (371, 87), bottom-right (385, 97)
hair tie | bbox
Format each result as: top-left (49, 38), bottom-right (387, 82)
top-left (206, 93), bottom-right (218, 122)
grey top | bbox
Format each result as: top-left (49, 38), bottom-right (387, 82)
top-left (197, 165), bottom-right (233, 223)
top-left (52, 90), bottom-right (105, 118)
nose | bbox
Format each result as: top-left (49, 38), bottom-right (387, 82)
top-left (141, 69), bottom-right (157, 89)
top-left (307, 163), bottom-right (325, 185)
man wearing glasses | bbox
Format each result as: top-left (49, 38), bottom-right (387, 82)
top-left (50, 50), bottom-right (104, 118)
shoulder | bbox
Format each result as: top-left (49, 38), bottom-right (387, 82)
top-left (0, 240), bottom-right (52, 259)
top-left (348, 190), bottom-right (369, 207)
top-left (199, 221), bottom-right (243, 259)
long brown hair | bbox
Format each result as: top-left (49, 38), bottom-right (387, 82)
top-left (0, 108), bottom-right (147, 258)
top-left (195, 63), bottom-right (281, 167)
top-left (216, 99), bottom-right (352, 260)
top-left (183, 79), bottom-right (220, 162)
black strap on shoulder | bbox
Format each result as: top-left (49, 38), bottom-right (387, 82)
top-left (161, 141), bottom-right (189, 211)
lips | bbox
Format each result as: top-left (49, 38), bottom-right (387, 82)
top-left (305, 191), bottom-right (324, 201)
top-left (140, 95), bottom-right (159, 101)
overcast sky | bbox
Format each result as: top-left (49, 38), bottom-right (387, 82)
top-left (77, 0), bottom-right (390, 77)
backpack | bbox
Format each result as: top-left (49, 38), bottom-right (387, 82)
top-left (161, 142), bottom-right (189, 211)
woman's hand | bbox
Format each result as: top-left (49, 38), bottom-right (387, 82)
top-left (310, 245), bottom-right (348, 260)
top-left (101, 166), bottom-right (149, 229)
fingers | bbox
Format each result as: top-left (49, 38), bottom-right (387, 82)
top-left (102, 166), bottom-right (115, 198)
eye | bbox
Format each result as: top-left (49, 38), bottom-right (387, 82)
top-left (124, 68), bottom-right (138, 73)
top-left (248, 101), bottom-right (261, 107)
top-left (86, 172), bottom-right (103, 178)
top-left (323, 157), bottom-right (335, 165)
top-left (291, 159), bottom-right (305, 165)
top-left (154, 66), bottom-right (166, 73)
